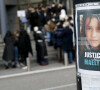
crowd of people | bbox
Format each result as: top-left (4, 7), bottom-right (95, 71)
top-left (25, 2), bottom-right (75, 63)
top-left (2, 2), bottom-right (75, 69)
top-left (3, 30), bottom-right (33, 69)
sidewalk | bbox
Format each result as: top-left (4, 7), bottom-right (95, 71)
top-left (0, 43), bottom-right (76, 77)
top-left (0, 33), bottom-right (76, 77)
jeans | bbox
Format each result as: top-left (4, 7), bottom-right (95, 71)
top-left (14, 46), bottom-right (19, 63)
top-left (44, 58), bottom-right (48, 64)
top-left (46, 31), bottom-right (51, 42)
top-left (36, 52), bottom-right (48, 65)
top-left (4, 61), bottom-right (9, 66)
top-left (36, 52), bottom-right (40, 64)
top-left (4, 61), bottom-right (15, 66)
top-left (64, 50), bottom-right (73, 63)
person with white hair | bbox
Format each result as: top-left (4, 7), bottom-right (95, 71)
top-left (55, 9), bottom-right (68, 29)
top-left (59, 9), bottom-right (68, 21)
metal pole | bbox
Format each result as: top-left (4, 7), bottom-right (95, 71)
top-left (0, 0), bottom-right (7, 39)
top-left (26, 57), bottom-right (31, 71)
top-left (67, 0), bottom-right (70, 15)
top-left (64, 52), bottom-right (68, 66)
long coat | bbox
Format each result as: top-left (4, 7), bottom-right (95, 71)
top-left (30, 12), bottom-right (38, 28)
top-left (35, 11), bottom-right (44, 27)
top-left (54, 28), bottom-right (63, 48)
top-left (34, 31), bottom-right (48, 59)
top-left (60, 27), bottom-right (73, 51)
top-left (18, 30), bottom-right (33, 58)
top-left (3, 32), bottom-right (15, 61)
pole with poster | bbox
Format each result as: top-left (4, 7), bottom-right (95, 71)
top-left (74, 0), bottom-right (100, 90)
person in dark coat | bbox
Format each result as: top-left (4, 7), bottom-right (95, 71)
top-left (18, 30), bottom-right (33, 66)
top-left (54, 28), bottom-right (63, 62)
top-left (34, 27), bottom-right (48, 65)
top-left (51, 2), bottom-right (58, 14)
top-left (41, 7), bottom-right (51, 26)
top-left (3, 31), bottom-right (15, 69)
top-left (28, 8), bottom-right (37, 31)
top-left (60, 22), bottom-right (73, 63)
top-left (58, 2), bottom-right (67, 14)
top-left (35, 7), bottom-right (44, 30)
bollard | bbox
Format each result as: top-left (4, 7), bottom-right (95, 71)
top-left (26, 57), bottom-right (31, 71)
top-left (64, 52), bottom-right (68, 66)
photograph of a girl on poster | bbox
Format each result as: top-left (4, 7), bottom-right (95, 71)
top-left (78, 13), bottom-right (100, 71)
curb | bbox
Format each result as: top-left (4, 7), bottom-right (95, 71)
top-left (0, 65), bottom-right (75, 79)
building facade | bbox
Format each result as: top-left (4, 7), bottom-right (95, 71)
top-left (6, 0), bottom-right (19, 32)
top-left (0, 0), bottom-right (19, 38)
top-left (18, 0), bottom-right (73, 15)
top-left (0, 0), bottom-right (73, 38)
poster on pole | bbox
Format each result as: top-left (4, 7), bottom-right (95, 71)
top-left (75, 2), bottom-right (100, 75)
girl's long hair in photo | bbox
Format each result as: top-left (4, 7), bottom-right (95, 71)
top-left (80, 14), bottom-right (100, 53)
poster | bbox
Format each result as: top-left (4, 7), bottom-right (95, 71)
top-left (75, 2), bottom-right (100, 75)
top-left (17, 10), bottom-right (26, 17)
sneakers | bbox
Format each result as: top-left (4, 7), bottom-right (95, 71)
top-left (22, 66), bottom-right (27, 69)
top-left (20, 63), bottom-right (25, 67)
top-left (16, 63), bottom-right (21, 68)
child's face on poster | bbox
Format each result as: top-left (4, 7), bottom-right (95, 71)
top-left (85, 16), bottom-right (100, 49)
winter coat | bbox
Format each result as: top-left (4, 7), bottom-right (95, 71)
top-left (51, 6), bottom-right (58, 14)
top-left (18, 30), bottom-right (33, 58)
top-left (54, 28), bottom-right (63, 48)
top-left (30, 12), bottom-right (38, 28)
top-left (35, 31), bottom-right (48, 58)
top-left (60, 27), bottom-right (73, 51)
top-left (3, 32), bottom-right (15, 61)
top-left (35, 11), bottom-right (44, 27)
top-left (48, 20), bottom-right (56, 32)
top-left (41, 11), bottom-right (51, 25)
